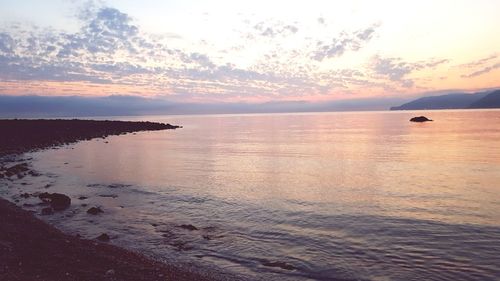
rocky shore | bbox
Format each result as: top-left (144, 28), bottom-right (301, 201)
top-left (0, 119), bottom-right (225, 281)
top-left (0, 119), bottom-right (181, 157)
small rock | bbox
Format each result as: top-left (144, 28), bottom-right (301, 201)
top-left (87, 207), bottom-right (103, 215)
top-left (107, 183), bottom-right (130, 189)
top-left (105, 269), bottom-right (115, 276)
top-left (97, 233), bottom-right (110, 242)
top-left (171, 241), bottom-right (193, 251)
top-left (178, 224), bottom-right (198, 231)
top-left (28, 170), bottom-right (41, 177)
top-left (78, 196), bottom-right (88, 200)
top-left (98, 194), bottom-right (118, 198)
top-left (20, 193), bottom-right (30, 199)
top-left (41, 207), bottom-right (54, 215)
top-left (6, 163), bottom-right (29, 176)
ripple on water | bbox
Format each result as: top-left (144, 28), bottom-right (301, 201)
top-left (4, 169), bottom-right (500, 281)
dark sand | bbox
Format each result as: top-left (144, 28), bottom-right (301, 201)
top-left (0, 119), bottom-right (226, 281)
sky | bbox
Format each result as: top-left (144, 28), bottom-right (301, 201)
top-left (0, 0), bottom-right (499, 105)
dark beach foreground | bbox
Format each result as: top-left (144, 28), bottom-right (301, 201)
top-left (0, 119), bottom-right (225, 281)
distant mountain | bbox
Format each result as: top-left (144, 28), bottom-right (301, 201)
top-left (468, 90), bottom-right (500, 108)
top-left (390, 90), bottom-right (498, 110)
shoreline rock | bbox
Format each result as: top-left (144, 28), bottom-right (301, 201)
top-left (87, 206), bottom-right (104, 215)
top-left (38, 192), bottom-right (71, 211)
top-left (97, 233), bottom-right (111, 242)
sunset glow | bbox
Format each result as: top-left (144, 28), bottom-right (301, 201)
top-left (0, 0), bottom-right (499, 103)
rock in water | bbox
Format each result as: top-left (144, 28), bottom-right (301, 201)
top-left (96, 233), bottom-right (110, 242)
top-left (38, 193), bottom-right (71, 210)
top-left (410, 116), bottom-right (433, 122)
top-left (41, 207), bottom-right (54, 215)
top-left (178, 224), bottom-right (198, 231)
top-left (87, 207), bottom-right (104, 215)
top-left (20, 193), bottom-right (30, 199)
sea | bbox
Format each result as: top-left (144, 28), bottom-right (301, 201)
top-left (2, 109), bottom-right (500, 281)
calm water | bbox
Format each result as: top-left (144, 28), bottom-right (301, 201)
top-left (4, 110), bottom-right (500, 280)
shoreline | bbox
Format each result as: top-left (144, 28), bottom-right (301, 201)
top-left (0, 119), bottom-right (228, 281)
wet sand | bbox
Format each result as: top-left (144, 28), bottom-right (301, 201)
top-left (0, 119), bottom-right (227, 281)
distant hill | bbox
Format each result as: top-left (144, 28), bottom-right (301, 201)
top-left (468, 90), bottom-right (500, 108)
top-left (390, 90), bottom-right (499, 110)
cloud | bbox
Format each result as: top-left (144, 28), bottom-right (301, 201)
top-left (458, 54), bottom-right (500, 78)
top-left (187, 52), bottom-right (216, 69)
top-left (57, 7), bottom-right (140, 57)
top-left (0, 4), bottom-right (347, 100)
top-left (253, 21), bottom-right (299, 38)
top-left (370, 55), bottom-right (448, 87)
top-left (459, 54), bottom-right (497, 68)
top-left (0, 5), bottom-right (173, 84)
top-left (462, 62), bottom-right (500, 78)
top-left (371, 56), bottom-right (414, 81)
top-left (0, 3), bottom-right (461, 102)
top-left (0, 33), bottom-right (15, 53)
top-left (0, 53), bottom-right (112, 83)
top-left (311, 24), bottom-right (379, 61)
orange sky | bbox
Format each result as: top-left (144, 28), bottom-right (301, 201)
top-left (0, 0), bottom-right (499, 102)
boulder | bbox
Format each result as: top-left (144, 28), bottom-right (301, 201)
top-left (410, 116), bottom-right (433, 122)
top-left (38, 193), bottom-right (71, 211)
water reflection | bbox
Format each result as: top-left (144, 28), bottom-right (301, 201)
top-left (17, 109), bottom-right (500, 280)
